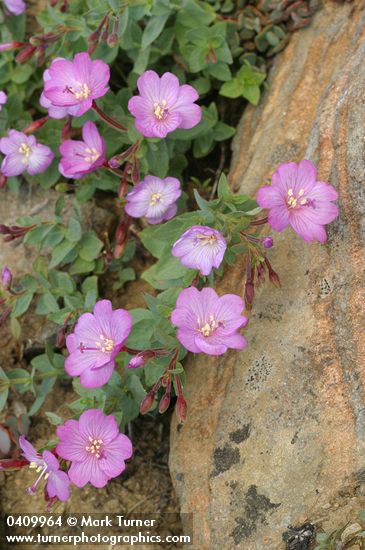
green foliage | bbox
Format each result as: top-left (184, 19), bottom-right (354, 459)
top-left (0, 0), bottom-right (308, 432)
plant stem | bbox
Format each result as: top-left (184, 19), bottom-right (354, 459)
top-left (92, 101), bottom-right (127, 132)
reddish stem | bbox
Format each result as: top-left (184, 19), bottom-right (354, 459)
top-left (92, 101), bottom-right (127, 132)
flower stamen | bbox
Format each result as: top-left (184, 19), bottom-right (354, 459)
top-left (150, 193), bottom-right (162, 206)
top-left (19, 143), bottom-right (31, 163)
top-left (84, 147), bottom-right (100, 163)
top-left (85, 436), bottom-right (104, 459)
top-left (153, 99), bottom-right (168, 120)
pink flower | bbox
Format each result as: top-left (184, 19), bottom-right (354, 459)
top-left (128, 70), bottom-right (201, 138)
top-left (40, 63), bottom-right (82, 119)
top-left (125, 175), bottom-right (181, 224)
top-left (65, 300), bottom-right (132, 388)
top-left (256, 160), bottom-right (339, 243)
top-left (19, 436), bottom-right (70, 502)
top-left (1, 266), bottom-right (12, 290)
top-left (59, 122), bottom-right (106, 179)
top-left (42, 52), bottom-right (110, 117)
top-left (0, 130), bottom-right (54, 177)
top-left (172, 226), bottom-right (227, 276)
top-left (56, 409), bottom-right (132, 489)
top-left (0, 91), bottom-right (7, 111)
top-left (4, 0), bottom-right (26, 15)
top-left (171, 287), bottom-right (247, 356)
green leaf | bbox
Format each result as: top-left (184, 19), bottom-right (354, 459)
top-left (12, 65), bottom-right (33, 84)
top-left (11, 292), bottom-right (34, 318)
top-left (242, 85), bottom-right (260, 106)
top-left (29, 377), bottom-right (57, 416)
top-left (141, 13), bottom-right (169, 49)
top-left (66, 218), bottom-right (82, 242)
top-left (213, 121), bottom-right (235, 141)
top-left (0, 368), bottom-right (9, 413)
top-left (49, 239), bottom-right (76, 268)
top-left (69, 258), bottom-right (95, 275)
top-left (79, 232), bottom-right (103, 262)
top-left (217, 173), bottom-right (231, 199)
top-left (220, 79), bottom-right (243, 99)
top-left (10, 317), bottom-right (21, 340)
top-left (36, 293), bottom-right (59, 315)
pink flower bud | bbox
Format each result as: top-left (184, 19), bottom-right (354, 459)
top-left (262, 236), bottom-right (273, 248)
top-left (159, 391), bottom-right (171, 414)
top-left (139, 391), bottom-right (155, 415)
top-left (15, 45), bottom-right (37, 64)
top-left (22, 116), bottom-right (49, 135)
top-left (1, 267), bottom-right (12, 290)
top-left (175, 395), bottom-right (187, 424)
top-left (0, 41), bottom-right (24, 53)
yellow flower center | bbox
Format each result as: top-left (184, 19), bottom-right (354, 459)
top-left (196, 233), bottom-right (217, 245)
top-left (198, 315), bottom-right (219, 337)
top-left (85, 437), bottom-right (103, 459)
top-left (287, 188), bottom-right (308, 209)
top-left (96, 334), bottom-right (115, 353)
top-left (67, 81), bottom-right (91, 101)
top-left (153, 99), bottom-right (168, 120)
top-left (84, 147), bottom-right (100, 163)
top-left (19, 143), bottom-right (31, 163)
top-left (150, 193), bottom-right (162, 206)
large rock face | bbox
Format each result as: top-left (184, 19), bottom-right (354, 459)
top-left (170, 2), bottom-right (365, 548)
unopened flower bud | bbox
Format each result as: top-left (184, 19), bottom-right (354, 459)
top-left (262, 236), bottom-right (273, 249)
top-left (175, 395), bottom-right (187, 424)
top-left (107, 17), bottom-right (119, 48)
top-left (22, 116), bottom-right (49, 135)
top-left (265, 258), bottom-right (281, 288)
top-left (15, 45), bottom-right (37, 64)
top-left (159, 391), bottom-right (171, 414)
top-left (131, 161), bottom-right (140, 185)
top-left (0, 41), bottom-right (24, 53)
top-left (244, 280), bottom-right (254, 306)
top-left (139, 391), bottom-right (155, 415)
top-left (101, 20), bottom-right (110, 43)
top-left (56, 327), bottom-right (66, 348)
top-left (1, 267), bottom-right (12, 290)
top-left (127, 354), bottom-right (146, 369)
top-left (114, 217), bottom-right (130, 259)
top-left (257, 263), bottom-right (266, 284)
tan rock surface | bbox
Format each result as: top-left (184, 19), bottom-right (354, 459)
top-left (170, 2), bottom-right (365, 548)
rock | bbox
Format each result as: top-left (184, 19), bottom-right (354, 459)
top-left (341, 522), bottom-right (362, 543)
top-left (169, 2), bottom-right (365, 549)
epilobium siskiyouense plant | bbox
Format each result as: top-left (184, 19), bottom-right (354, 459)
top-left (0, 0), bottom-right (333, 508)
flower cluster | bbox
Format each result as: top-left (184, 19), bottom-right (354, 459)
top-left (17, 409), bottom-right (132, 503)
top-left (0, 41), bottom-right (340, 510)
